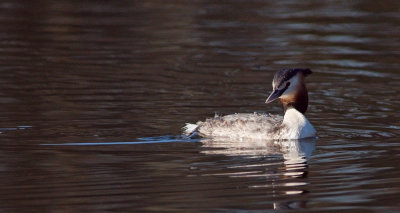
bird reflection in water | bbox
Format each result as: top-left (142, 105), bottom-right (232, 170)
top-left (199, 137), bottom-right (317, 210)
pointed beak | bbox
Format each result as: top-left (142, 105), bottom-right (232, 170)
top-left (265, 89), bottom-right (283, 103)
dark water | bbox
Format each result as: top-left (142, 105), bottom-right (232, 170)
top-left (0, 0), bottom-right (400, 212)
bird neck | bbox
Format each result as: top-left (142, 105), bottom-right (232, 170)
top-left (280, 84), bottom-right (308, 114)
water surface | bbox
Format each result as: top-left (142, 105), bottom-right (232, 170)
top-left (0, 0), bottom-right (399, 212)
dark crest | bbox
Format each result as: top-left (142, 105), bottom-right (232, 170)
top-left (273, 68), bottom-right (312, 90)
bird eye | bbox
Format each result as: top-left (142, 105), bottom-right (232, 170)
top-left (278, 82), bottom-right (290, 91)
top-left (281, 82), bottom-right (290, 92)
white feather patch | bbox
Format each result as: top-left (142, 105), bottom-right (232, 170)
top-left (182, 123), bottom-right (198, 135)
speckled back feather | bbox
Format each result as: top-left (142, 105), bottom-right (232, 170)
top-left (196, 112), bottom-right (283, 139)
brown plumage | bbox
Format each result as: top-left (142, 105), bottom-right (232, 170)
top-left (280, 72), bottom-right (309, 114)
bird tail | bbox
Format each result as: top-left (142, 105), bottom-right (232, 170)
top-left (182, 123), bottom-right (199, 136)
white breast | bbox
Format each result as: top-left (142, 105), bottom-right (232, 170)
top-left (280, 108), bottom-right (316, 139)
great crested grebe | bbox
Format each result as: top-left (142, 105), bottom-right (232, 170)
top-left (183, 68), bottom-right (316, 140)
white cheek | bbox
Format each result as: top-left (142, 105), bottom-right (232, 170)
top-left (280, 76), bottom-right (300, 98)
top-left (281, 86), bottom-right (296, 98)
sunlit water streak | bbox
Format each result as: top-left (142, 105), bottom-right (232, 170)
top-left (41, 136), bottom-right (198, 146)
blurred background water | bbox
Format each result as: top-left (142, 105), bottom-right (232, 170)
top-left (0, 0), bottom-right (399, 212)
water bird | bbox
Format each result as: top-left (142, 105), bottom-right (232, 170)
top-left (183, 68), bottom-right (316, 140)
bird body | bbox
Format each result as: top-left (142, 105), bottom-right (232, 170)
top-left (183, 68), bottom-right (317, 140)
